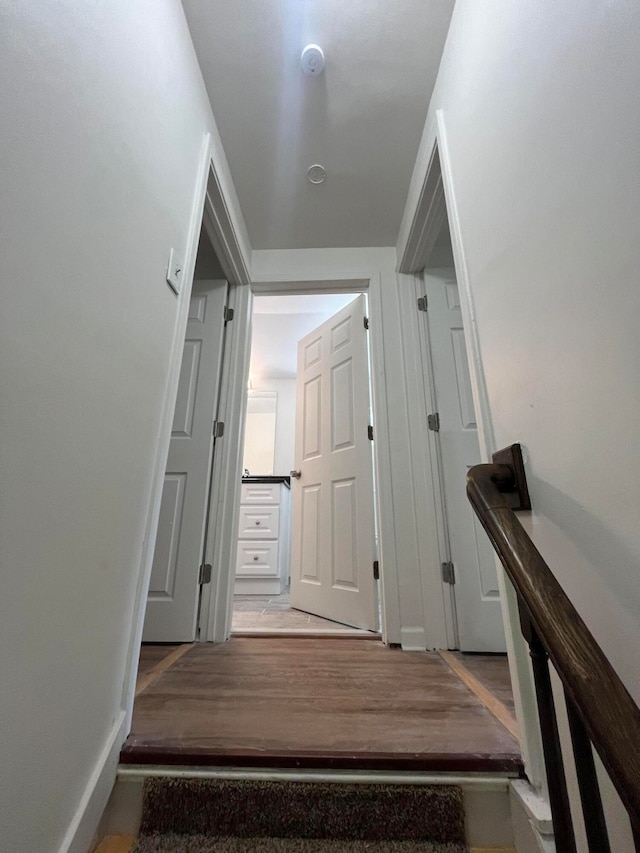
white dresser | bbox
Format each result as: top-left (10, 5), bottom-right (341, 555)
top-left (234, 478), bottom-right (291, 595)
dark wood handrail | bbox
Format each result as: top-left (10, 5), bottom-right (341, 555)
top-left (467, 445), bottom-right (640, 844)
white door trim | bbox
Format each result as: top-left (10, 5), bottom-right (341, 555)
top-left (121, 133), bottom-right (252, 730)
top-left (396, 110), bottom-right (547, 791)
top-left (203, 271), bottom-right (401, 646)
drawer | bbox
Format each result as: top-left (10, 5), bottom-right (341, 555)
top-left (241, 483), bottom-right (280, 506)
top-left (238, 505), bottom-right (280, 539)
top-left (235, 541), bottom-right (279, 577)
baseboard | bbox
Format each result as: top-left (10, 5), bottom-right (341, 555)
top-left (58, 710), bottom-right (128, 853)
top-left (400, 626), bottom-right (427, 650)
top-left (509, 779), bottom-right (555, 852)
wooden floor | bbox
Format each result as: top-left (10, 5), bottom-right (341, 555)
top-left (136, 644), bottom-right (179, 678)
top-left (124, 638), bottom-right (520, 772)
top-left (451, 652), bottom-right (515, 715)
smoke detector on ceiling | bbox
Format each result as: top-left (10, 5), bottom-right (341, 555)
top-left (301, 44), bottom-right (325, 76)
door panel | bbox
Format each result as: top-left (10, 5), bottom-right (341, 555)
top-left (290, 295), bottom-right (377, 631)
top-left (424, 271), bottom-right (506, 651)
top-left (143, 279), bottom-right (228, 642)
top-left (148, 473), bottom-right (186, 598)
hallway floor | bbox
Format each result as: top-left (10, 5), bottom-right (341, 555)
top-left (124, 638), bottom-right (520, 772)
top-left (232, 587), bottom-right (375, 635)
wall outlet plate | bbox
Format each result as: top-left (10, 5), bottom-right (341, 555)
top-left (166, 248), bottom-right (183, 295)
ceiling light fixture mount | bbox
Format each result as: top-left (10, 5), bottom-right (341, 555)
top-left (307, 164), bottom-right (327, 184)
top-left (301, 44), bottom-right (325, 76)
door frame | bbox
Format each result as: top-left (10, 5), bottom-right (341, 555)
top-left (121, 133), bottom-right (252, 730)
top-left (396, 109), bottom-right (547, 790)
top-left (203, 273), bottom-right (400, 646)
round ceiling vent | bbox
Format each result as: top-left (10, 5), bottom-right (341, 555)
top-left (307, 164), bottom-right (327, 184)
top-left (301, 44), bottom-right (325, 76)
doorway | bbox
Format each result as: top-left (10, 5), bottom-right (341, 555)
top-left (419, 220), bottom-right (506, 652)
top-left (232, 291), bottom-right (380, 636)
top-left (141, 225), bottom-right (231, 642)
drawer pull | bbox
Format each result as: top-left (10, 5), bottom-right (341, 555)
top-left (253, 555), bottom-right (259, 561)
top-left (255, 520), bottom-right (261, 525)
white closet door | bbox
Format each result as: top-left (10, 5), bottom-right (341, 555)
top-left (425, 271), bottom-right (506, 652)
top-left (143, 279), bottom-right (227, 641)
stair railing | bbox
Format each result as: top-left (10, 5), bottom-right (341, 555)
top-left (466, 444), bottom-right (640, 853)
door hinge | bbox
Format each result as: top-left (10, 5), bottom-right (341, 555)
top-left (367, 424), bottom-right (374, 441)
top-left (364, 316), bottom-right (369, 330)
top-left (417, 295), bottom-right (428, 312)
top-left (441, 561), bottom-right (455, 584)
top-left (199, 563), bottom-right (212, 584)
top-left (427, 412), bottom-right (440, 432)
top-left (223, 306), bottom-right (234, 323)
top-left (213, 420), bottom-right (225, 438)
top-left (373, 560), bottom-right (380, 580)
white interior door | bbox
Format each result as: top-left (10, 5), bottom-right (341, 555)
top-left (143, 279), bottom-right (228, 641)
top-left (290, 295), bottom-right (378, 631)
top-left (424, 270), bottom-right (506, 652)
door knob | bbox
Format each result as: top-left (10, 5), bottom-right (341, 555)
top-left (290, 470), bottom-right (302, 479)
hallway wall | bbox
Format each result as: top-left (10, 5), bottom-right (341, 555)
top-left (413, 1), bottom-right (640, 848)
top-left (0, 2), bottom-right (247, 851)
top-left (245, 378), bottom-right (297, 474)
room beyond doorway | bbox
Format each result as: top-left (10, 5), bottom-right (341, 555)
top-left (235, 290), bottom-right (380, 636)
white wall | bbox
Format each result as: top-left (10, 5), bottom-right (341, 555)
top-left (410, 1), bottom-right (640, 846)
top-left (249, 311), bottom-right (338, 379)
top-left (246, 379), bottom-right (297, 474)
top-left (0, 2), bottom-right (247, 850)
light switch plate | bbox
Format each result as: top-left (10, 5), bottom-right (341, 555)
top-left (166, 248), bottom-right (183, 295)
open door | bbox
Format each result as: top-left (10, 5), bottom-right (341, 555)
top-left (289, 295), bottom-right (378, 631)
top-left (143, 279), bottom-right (228, 641)
top-left (424, 270), bottom-right (506, 652)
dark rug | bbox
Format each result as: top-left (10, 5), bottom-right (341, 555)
top-left (138, 779), bottom-right (466, 846)
top-left (133, 835), bottom-right (467, 852)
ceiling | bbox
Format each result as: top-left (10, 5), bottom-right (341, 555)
top-left (181, 0), bottom-right (455, 250)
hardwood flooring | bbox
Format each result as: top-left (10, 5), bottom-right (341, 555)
top-left (438, 651), bottom-right (519, 741)
top-left (137, 644), bottom-right (179, 678)
top-left (135, 644), bottom-right (193, 697)
top-left (123, 639), bottom-right (520, 772)
top-left (450, 652), bottom-right (516, 714)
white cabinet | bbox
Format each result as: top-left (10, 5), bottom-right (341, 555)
top-left (234, 479), bottom-right (290, 595)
